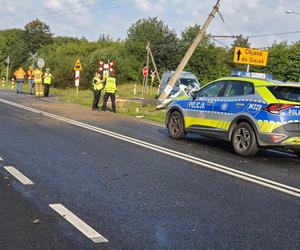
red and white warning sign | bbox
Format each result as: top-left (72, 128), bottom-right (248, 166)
top-left (98, 61), bottom-right (116, 77)
top-left (75, 70), bottom-right (80, 87)
top-left (143, 67), bottom-right (148, 77)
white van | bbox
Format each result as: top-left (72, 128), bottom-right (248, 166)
top-left (158, 71), bottom-right (201, 97)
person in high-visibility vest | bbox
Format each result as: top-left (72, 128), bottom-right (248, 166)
top-left (43, 68), bottom-right (53, 97)
top-left (13, 67), bottom-right (26, 94)
top-left (101, 76), bottom-right (117, 113)
top-left (92, 72), bottom-right (104, 110)
top-left (34, 68), bottom-right (43, 97)
top-left (27, 66), bottom-right (35, 95)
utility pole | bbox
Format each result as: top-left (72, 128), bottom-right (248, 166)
top-left (5, 56), bottom-right (10, 83)
top-left (158, 0), bottom-right (221, 101)
top-left (145, 41), bottom-right (150, 94)
top-left (148, 45), bottom-right (161, 83)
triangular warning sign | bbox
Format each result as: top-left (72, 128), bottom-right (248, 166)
top-left (73, 58), bottom-right (82, 71)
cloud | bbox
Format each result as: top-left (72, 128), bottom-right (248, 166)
top-left (0, 0), bottom-right (299, 47)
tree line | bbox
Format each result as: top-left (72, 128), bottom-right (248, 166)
top-left (0, 18), bottom-right (299, 89)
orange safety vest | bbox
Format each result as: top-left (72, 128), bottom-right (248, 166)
top-left (14, 68), bottom-right (26, 79)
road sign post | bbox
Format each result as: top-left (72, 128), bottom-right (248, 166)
top-left (234, 47), bottom-right (269, 67)
top-left (150, 70), bottom-right (156, 94)
top-left (73, 58), bottom-right (83, 97)
top-left (142, 66), bottom-right (149, 95)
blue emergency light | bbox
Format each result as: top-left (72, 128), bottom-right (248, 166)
top-left (231, 70), bottom-right (273, 80)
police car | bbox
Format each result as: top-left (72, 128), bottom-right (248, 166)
top-left (165, 71), bottom-right (300, 157)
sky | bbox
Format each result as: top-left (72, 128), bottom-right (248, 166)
top-left (0, 0), bottom-right (300, 48)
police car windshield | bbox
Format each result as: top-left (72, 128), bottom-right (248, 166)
top-left (268, 86), bottom-right (300, 102)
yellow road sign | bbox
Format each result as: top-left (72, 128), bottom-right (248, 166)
top-left (234, 47), bottom-right (268, 67)
top-left (73, 58), bottom-right (83, 71)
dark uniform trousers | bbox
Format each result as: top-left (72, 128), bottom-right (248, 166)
top-left (44, 84), bottom-right (50, 97)
top-left (93, 90), bottom-right (101, 110)
top-left (102, 93), bottom-right (116, 112)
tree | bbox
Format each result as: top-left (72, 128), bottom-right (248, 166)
top-left (24, 19), bottom-right (53, 53)
top-left (125, 17), bottom-right (180, 75)
top-left (265, 41), bottom-right (300, 82)
top-left (0, 29), bottom-right (29, 74)
top-left (227, 35), bottom-right (251, 71)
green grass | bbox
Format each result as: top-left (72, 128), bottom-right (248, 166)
top-left (0, 81), bottom-right (165, 123)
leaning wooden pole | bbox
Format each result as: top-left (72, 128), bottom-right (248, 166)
top-left (158, 0), bottom-right (221, 103)
top-left (148, 46), bottom-right (161, 83)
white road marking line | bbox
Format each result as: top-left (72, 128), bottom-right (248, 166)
top-left (49, 204), bottom-right (108, 243)
top-left (143, 121), bottom-right (165, 127)
top-left (4, 166), bottom-right (34, 185)
top-left (0, 98), bottom-right (299, 198)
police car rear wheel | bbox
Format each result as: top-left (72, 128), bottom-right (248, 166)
top-left (232, 122), bottom-right (258, 156)
top-left (167, 111), bottom-right (186, 139)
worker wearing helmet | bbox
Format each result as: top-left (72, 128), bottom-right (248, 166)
top-left (34, 67), bottom-right (43, 97)
top-left (43, 68), bottom-right (53, 97)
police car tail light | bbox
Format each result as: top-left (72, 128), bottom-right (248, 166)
top-left (263, 104), bottom-right (294, 114)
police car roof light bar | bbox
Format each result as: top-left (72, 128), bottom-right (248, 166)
top-left (231, 70), bottom-right (273, 80)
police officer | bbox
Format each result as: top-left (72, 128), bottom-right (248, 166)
top-left (101, 76), bottom-right (117, 113)
top-left (43, 68), bottom-right (53, 97)
top-left (92, 72), bottom-right (103, 110)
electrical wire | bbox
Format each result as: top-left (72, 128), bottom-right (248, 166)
top-left (248, 30), bottom-right (300, 38)
top-left (217, 10), bottom-right (234, 36)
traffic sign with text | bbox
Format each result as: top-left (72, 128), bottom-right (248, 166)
top-left (234, 47), bottom-right (269, 67)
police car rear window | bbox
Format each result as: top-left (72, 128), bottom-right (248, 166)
top-left (268, 86), bottom-right (300, 102)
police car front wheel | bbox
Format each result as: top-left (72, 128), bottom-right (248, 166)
top-left (167, 111), bottom-right (186, 139)
top-left (232, 122), bottom-right (258, 156)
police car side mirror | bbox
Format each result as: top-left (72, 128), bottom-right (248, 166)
top-left (190, 91), bottom-right (197, 100)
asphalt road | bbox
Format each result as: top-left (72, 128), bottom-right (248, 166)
top-left (0, 90), bottom-right (299, 249)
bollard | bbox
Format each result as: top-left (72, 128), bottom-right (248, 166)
top-left (133, 84), bottom-right (136, 96)
top-left (157, 84), bottom-right (161, 96)
top-left (11, 78), bottom-right (15, 90)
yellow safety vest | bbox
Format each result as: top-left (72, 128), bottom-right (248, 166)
top-left (92, 77), bottom-right (103, 91)
top-left (34, 69), bottom-right (42, 83)
top-left (104, 77), bottom-right (117, 93)
top-left (43, 73), bottom-right (53, 84)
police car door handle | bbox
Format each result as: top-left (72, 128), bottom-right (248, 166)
top-left (235, 102), bottom-right (245, 107)
top-left (207, 101), bottom-right (215, 105)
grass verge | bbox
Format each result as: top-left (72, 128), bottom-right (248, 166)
top-left (0, 82), bottom-right (166, 124)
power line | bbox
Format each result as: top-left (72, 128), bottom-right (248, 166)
top-left (248, 30), bottom-right (300, 38)
top-left (210, 36), bottom-right (229, 49)
top-left (217, 10), bottom-right (234, 36)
